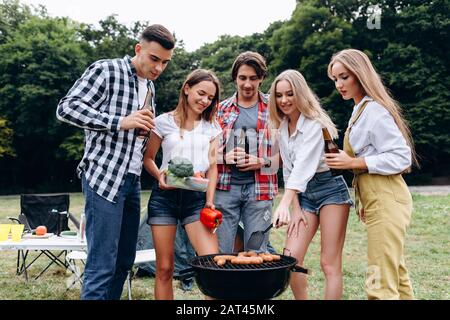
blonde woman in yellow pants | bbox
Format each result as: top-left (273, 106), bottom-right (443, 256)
top-left (325, 49), bottom-right (419, 300)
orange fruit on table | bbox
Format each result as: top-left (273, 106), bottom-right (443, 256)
top-left (36, 226), bottom-right (47, 236)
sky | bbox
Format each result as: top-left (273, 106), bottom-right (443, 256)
top-left (20, 0), bottom-right (297, 52)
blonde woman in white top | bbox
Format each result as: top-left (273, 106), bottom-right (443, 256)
top-left (326, 49), bottom-right (418, 299)
top-left (269, 70), bottom-right (353, 300)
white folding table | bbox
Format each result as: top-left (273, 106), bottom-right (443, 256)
top-left (0, 236), bottom-right (87, 281)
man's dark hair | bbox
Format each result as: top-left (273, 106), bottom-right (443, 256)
top-left (231, 51), bottom-right (267, 81)
top-left (140, 24), bottom-right (175, 50)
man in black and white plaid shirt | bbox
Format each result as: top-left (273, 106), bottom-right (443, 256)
top-left (56, 24), bottom-right (174, 300)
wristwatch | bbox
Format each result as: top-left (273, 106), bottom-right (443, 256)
top-left (262, 157), bottom-right (271, 168)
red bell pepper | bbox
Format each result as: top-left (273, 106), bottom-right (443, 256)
top-left (200, 208), bottom-right (223, 229)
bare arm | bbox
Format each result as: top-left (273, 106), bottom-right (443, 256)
top-left (143, 133), bottom-right (173, 190)
top-left (325, 150), bottom-right (368, 170)
top-left (272, 188), bottom-right (297, 227)
top-left (143, 133), bottom-right (162, 180)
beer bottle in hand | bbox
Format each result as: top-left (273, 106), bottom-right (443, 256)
top-left (237, 127), bottom-right (246, 148)
top-left (239, 126), bottom-right (248, 164)
top-left (137, 88), bottom-right (154, 138)
top-left (244, 128), bottom-right (251, 164)
top-left (322, 128), bottom-right (343, 176)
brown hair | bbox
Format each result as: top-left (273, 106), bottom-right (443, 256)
top-left (231, 51), bottom-right (267, 81)
top-left (173, 69), bottom-right (221, 136)
top-left (140, 24), bottom-right (175, 50)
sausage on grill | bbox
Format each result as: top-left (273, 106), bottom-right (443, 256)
top-left (258, 253), bottom-right (274, 262)
top-left (213, 255), bottom-right (236, 262)
top-left (213, 255), bottom-right (237, 266)
top-left (231, 256), bottom-right (264, 265)
top-left (238, 251), bottom-right (258, 257)
top-left (258, 253), bottom-right (281, 262)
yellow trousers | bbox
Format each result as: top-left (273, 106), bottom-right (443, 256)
top-left (355, 173), bottom-right (414, 300)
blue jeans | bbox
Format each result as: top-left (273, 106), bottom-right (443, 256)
top-left (215, 183), bottom-right (273, 253)
top-left (81, 173), bottom-right (141, 300)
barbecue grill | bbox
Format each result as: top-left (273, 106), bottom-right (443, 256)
top-left (187, 253), bottom-right (308, 300)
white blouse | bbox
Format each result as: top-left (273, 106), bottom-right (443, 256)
top-left (279, 114), bottom-right (329, 193)
top-left (349, 96), bottom-right (412, 175)
top-left (152, 113), bottom-right (222, 173)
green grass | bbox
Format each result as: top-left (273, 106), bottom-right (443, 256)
top-left (0, 191), bottom-right (448, 300)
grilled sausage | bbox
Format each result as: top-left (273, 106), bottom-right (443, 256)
top-left (237, 251), bottom-right (258, 257)
top-left (258, 253), bottom-right (281, 262)
top-left (231, 256), bottom-right (264, 265)
top-left (213, 255), bottom-right (236, 263)
top-left (216, 258), bottom-right (227, 266)
top-left (271, 254), bottom-right (281, 261)
top-left (258, 253), bottom-right (274, 262)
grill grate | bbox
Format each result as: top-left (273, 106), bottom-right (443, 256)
top-left (190, 254), bottom-right (297, 271)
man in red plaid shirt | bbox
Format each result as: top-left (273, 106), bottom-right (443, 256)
top-left (215, 51), bottom-right (279, 253)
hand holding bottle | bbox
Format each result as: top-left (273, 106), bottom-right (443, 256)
top-left (137, 88), bottom-right (155, 138)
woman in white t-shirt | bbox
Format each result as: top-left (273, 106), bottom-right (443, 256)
top-left (143, 69), bottom-right (222, 299)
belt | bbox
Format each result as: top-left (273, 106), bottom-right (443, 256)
top-left (127, 173), bottom-right (140, 183)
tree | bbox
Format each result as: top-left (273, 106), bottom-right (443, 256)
top-left (0, 0), bottom-right (448, 193)
top-left (271, 0), bottom-right (450, 179)
top-left (194, 23), bottom-right (284, 97)
top-left (0, 118), bottom-right (15, 158)
top-left (270, 0), bottom-right (356, 129)
top-left (0, 0), bottom-right (32, 44)
top-left (0, 15), bottom-right (89, 191)
top-left (371, 1), bottom-right (450, 176)
top-left (77, 14), bottom-right (141, 61)
top-left (154, 39), bottom-right (197, 114)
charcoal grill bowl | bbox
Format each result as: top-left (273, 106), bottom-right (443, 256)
top-left (188, 253), bottom-right (303, 300)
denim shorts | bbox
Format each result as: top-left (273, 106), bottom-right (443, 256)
top-left (299, 171), bottom-right (353, 215)
top-left (147, 186), bottom-right (205, 226)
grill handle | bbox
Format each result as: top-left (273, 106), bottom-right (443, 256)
top-left (291, 265), bottom-right (310, 275)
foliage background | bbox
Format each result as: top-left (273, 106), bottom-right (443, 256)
top-left (0, 0), bottom-right (449, 194)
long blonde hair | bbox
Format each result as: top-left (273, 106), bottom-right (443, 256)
top-left (327, 49), bottom-right (419, 169)
top-left (268, 69), bottom-right (338, 138)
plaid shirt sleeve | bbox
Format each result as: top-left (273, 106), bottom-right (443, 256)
top-left (56, 61), bottom-right (121, 132)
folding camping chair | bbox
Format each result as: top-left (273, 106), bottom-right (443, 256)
top-left (126, 249), bottom-right (156, 300)
top-left (64, 249), bottom-right (155, 300)
top-left (9, 193), bottom-right (79, 280)
top-left (65, 250), bottom-right (87, 290)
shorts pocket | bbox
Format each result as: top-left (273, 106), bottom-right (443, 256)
top-left (149, 189), bottom-right (174, 210)
top-left (339, 189), bottom-right (353, 204)
top-left (301, 190), bottom-right (316, 203)
top-left (334, 175), bottom-right (347, 187)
